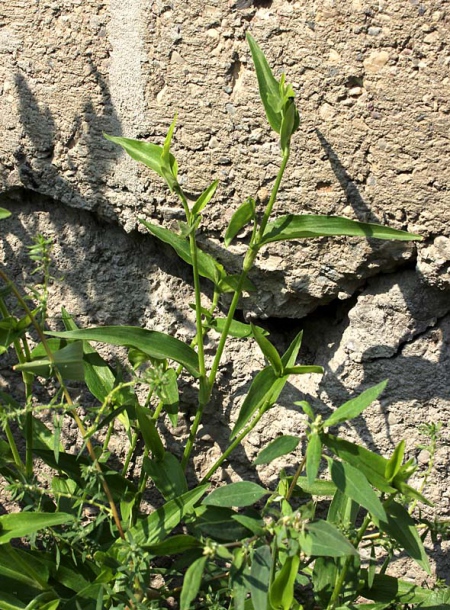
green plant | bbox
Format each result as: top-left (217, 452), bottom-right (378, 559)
top-left (0, 34), bottom-right (448, 609)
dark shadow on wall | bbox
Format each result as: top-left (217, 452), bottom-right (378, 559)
top-left (13, 58), bottom-right (122, 219)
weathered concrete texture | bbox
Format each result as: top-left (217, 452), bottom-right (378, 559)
top-left (1, 0), bottom-right (449, 317)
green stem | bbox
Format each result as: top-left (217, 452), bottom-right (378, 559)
top-left (256, 148), bottom-right (290, 241)
top-left (286, 453), bottom-right (307, 501)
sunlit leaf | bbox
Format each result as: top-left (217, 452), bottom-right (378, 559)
top-left (385, 440), bottom-right (405, 482)
top-left (327, 458), bottom-right (386, 522)
top-left (202, 482), bottom-right (268, 508)
top-left (136, 405), bottom-right (165, 460)
top-left (224, 198), bottom-right (255, 247)
top-left (0, 512), bottom-right (75, 544)
top-left (47, 326), bottom-right (200, 378)
top-left (261, 214), bottom-right (423, 246)
top-left (231, 330), bottom-right (303, 439)
top-left (269, 555), bottom-right (300, 610)
top-left (306, 433), bottom-right (322, 486)
top-left (192, 180), bottom-right (219, 216)
top-left (121, 485), bottom-right (209, 547)
top-left (324, 380), bottom-right (388, 428)
top-left (253, 435), bottom-right (299, 465)
top-left (247, 33), bottom-right (282, 134)
top-left (0, 208), bottom-right (11, 220)
top-left (141, 219), bottom-right (223, 284)
top-left (251, 323), bottom-right (283, 376)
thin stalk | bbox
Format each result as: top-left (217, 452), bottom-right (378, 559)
top-left (0, 269), bottom-right (126, 540)
top-left (122, 432), bottom-right (139, 476)
top-left (1, 415), bottom-right (24, 471)
top-left (255, 148), bottom-right (290, 241)
top-left (286, 453), bottom-right (307, 501)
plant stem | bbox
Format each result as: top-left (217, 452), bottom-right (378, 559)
top-left (286, 453), bottom-right (307, 501)
top-left (256, 148), bottom-right (290, 241)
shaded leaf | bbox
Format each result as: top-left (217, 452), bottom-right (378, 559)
top-left (143, 452), bottom-right (188, 501)
top-left (192, 506), bottom-right (253, 542)
top-left (144, 534), bottom-right (202, 556)
top-left (253, 435), bottom-right (299, 465)
top-left (136, 405), bottom-right (165, 460)
top-left (261, 214), bottom-right (423, 246)
top-left (249, 545), bottom-right (272, 610)
top-left (294, 477), bottom-right (337, 497)
top-left (180, 555), bottom-right (207, 610)
top-left (324, 380), bottom-right (388, 428)
top-left (47, 326), bottom-right (200, 378)
top-left (300, 520), bottom-right (358, 557)
top-left (14, 342), bottom-right (85, 381)
top-left (202, 482), bottom-right (268, 508)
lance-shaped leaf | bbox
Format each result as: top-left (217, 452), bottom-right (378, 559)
top-left (180, 555), bottom-right (207, 610)
top-left (0, 208), bottom-right (11, 220)
top-left (249, 545), bottom-right (272, 610)
top-left (140, 219), bottom-right (224, 285)
top-left (327, 458), bottom-right (386, 522)
top-left (251, 323), bottom-right (283, 376)
top-left (322, 434), bottom-right (396, 494)
top-left (253, 435), bottom-right (300, 465)
top-left (385, 440), bottom-right (406, 482)
top-left (47, 327), bottom-right (200, 378)
top-left (224, 197), bottom-right (256, 247)
top-left (192, 180), bottom-right (219, 216)
top-left (306, 432), bottom-right (323, 486)
top-left (208, 317), bottom-right (268, 339)
top-left (202, 481), bottom-right (268, 508)
top-left (116, 484), bottom-right (209, 548)
top-left (136, 405), bottom-right (165, 460)
top-left (323, 380), bottom-right (388, 428)
top-left (0, 512), bottom-right (75, 545)
top-left (374, 501), bottom-right (431, 575)
top-left (230, 330), bottom-right (304, 439)
top-left (14, 341), bottom-right (85, 381)
top-left (104, 133), bottom-right (178, 187)
top-left (247, 33), bottom-right (282, 134)
top-left (61, 306), bottom-right (116, 403)
top-left (269, 555), bottom-right (300, 610)
top-left (300, 520), bottom-right (358, 557)
top-left (144, 452), bottom-right (188, 501)
top-left (261, 214), bottom-right (423, 245)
